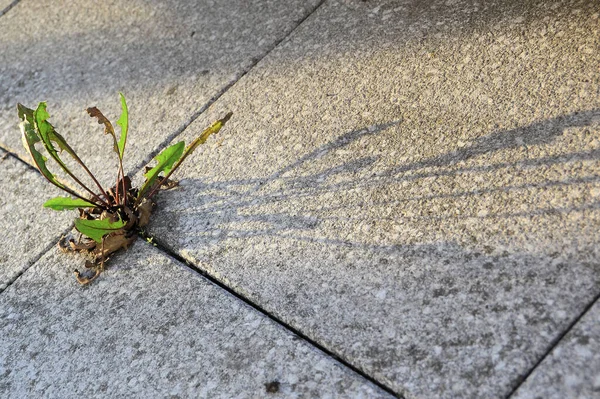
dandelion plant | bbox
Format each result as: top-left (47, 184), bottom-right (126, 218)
top-left (18, 94), bottom-right (232, 284)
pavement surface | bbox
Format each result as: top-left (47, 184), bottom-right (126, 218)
top-left (0, 0), bottom-right (599, 398)
top-left (0, 1), bottom-right (17, 17)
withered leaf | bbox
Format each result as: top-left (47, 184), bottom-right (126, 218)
top-left (18, 96), bottom-right (232, 285)
top-left (91, 232), bottom-right (136, 262)
top-left (87, 106), bottom-right (119, 156)
top-left (74, 269), bottom-right (101, 285)
top-left (70, 239), bottom-right (97, 251)
top-left (137, 198), bottom-right (154, 228)
top-left (87, 107), bottom-right (115, 136)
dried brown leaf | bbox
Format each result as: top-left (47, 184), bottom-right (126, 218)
top-left (91, 232), bottom-right (136, 262)
top-left (69, 239), bottom-right (96, 251)
top-left (74, 269), bottom-right (101, 285)
top-left (86, 107), bottom-right (115, 137)
top-left (137, 199), bottom-right (154, 228)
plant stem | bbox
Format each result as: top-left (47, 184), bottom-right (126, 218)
top-left (42, 138), bottom-right (112, 208)
top-left (142, 150), bottom-right (190, 203)
top-left (63, 169), bottom-right (110, 207)
top-left (37, 172), bottom-right (107, 209)
top-left (67, 147), bottom-right (112, 205)
top-left (50, 162), bottom-right (111, 208)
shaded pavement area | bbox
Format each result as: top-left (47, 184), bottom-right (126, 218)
top-left (1, 0), bottom-right (599, 398)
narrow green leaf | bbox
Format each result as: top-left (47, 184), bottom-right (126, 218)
top-left (168, 112), bottom-right (232, 172)
top-left (116, 93), bottom-right (128, 159)
top-left (49, 130), bottom-right (78, 158)
top-left (17, 103), bottom-right (35, 123)
top-left (34, 102), bottom-right (68, 169)
top-left (141, 112), bottom-right (233, 202)
top-left (137, 141), bottom-right (185, 198)
top-left (43, 197), bottom-right (97, 211)
top-left (33, 102), bottom-right (85, 175)
top-left (23, 102), bottom-right (82, 162)
top-left (24, 102), bottom-right (109, 208)
top-left (19, 104), bottom-right (67, 191)
top-left (183, 112), bottom-right (232, 157)
top-left (21, 126), bottom-right (58, 185)
top-left (19, 103), bottom-right (103, 207)
top-left (74, 218), bottom-right (126, 243)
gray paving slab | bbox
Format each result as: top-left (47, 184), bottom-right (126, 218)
top-left (0, 0), bottom-right (17, 16)
top-left (0, 0), bottom-right (320, 187)
top-left (512, 298), bottom-right (600, 399)
top-left (0, 241), bottom-right (391, 399)
top-left (0, 152), bottom-right (73, 290)
top-left (141, 0), bottom-right (600, 397)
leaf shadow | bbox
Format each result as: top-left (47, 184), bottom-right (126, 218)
top-left (145, 111), bottom-right (600, 399)
top-left (388, 109), bottom-right (600, 175)
top-left (151, 109), bottom-right (600, 253)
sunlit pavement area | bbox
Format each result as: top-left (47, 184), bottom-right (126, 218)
top-left (1, 1), bottom-right (599, 398)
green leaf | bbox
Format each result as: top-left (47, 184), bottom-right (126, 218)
top-left (116, 92), bottom-right (128, 159)
top-left (18, 104), bottom-right (68, 191)
top-left (23, 102), bottom-right (109, 208)
top-left (183, 112), bottom-right (232, 156)
top-left (139, 112), bottom-right (233, 202)
top-left (31, 103), bottom-right (104, 199)
top-left (23, 102), bottom-right (82, 162)
top-left (137, 141), bottom-right (185, 198)
top-left (169, 111), bottom-right (232, 169)
top-left (43, 197), bottom-right (97, 211)
top-left (34, 102), bottom-right (69, 170)
top-left (74, 217), bottom-right (126, 243)
top-left (17, 103), bottom-right (35, 123)
top-left (33, 102), bottom-right (86, 175)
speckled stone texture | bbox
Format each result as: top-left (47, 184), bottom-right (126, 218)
top-left (0, 0), bottom-right (17, 15)
top-left (0, 241), bottom-right (390, 399)
top-left (513, 299), bottom-right (600, 399)
top-left (0, 153), bottom-right (73, 290)
top-left (0, 0), bottom-right (320, 187)
top-left (142, 0), bottom-right (600, 397)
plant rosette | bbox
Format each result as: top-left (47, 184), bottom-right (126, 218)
top-left (18, 94), bottom-right (231, 284)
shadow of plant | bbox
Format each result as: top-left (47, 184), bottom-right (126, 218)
top-left (144, 110), bottom-right (600, 398)
top-left (151, 109), bottom-right (600, 248)
top-left (389, 109), bottom-right (600, 173)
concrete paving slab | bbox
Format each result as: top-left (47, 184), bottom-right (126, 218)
top-left (0, 0), bottom-right (320, 187)
top-left (512, 298), bottom-right (600, 399)
top-left (0, 153), bottom-right (73, 290)
top-left (0, 0), bottom-right (17, 16)
top-left (142, 0), bottom-right (600, 397)
top-left (0, 241), bottom-right (391, 398)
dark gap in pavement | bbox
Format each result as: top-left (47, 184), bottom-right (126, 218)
top-left (137, 230), bottom-right (402, 398)
top-left (0, 145), bottom-right (42, 174)
top-left (0, 143), bottom-right (399, 395)
top-left (0, 0), bottom-right (20, 18)
top-left (0, 223), bottom-right (75, 295)
top-left (1, 0), bottom-right (327, 289)
top-left (131, 0), bottom-right (328, 176)
top-left (0, 149), bottom-right (76, 293)
top-left (505, 290), bottom-right (600, 399)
